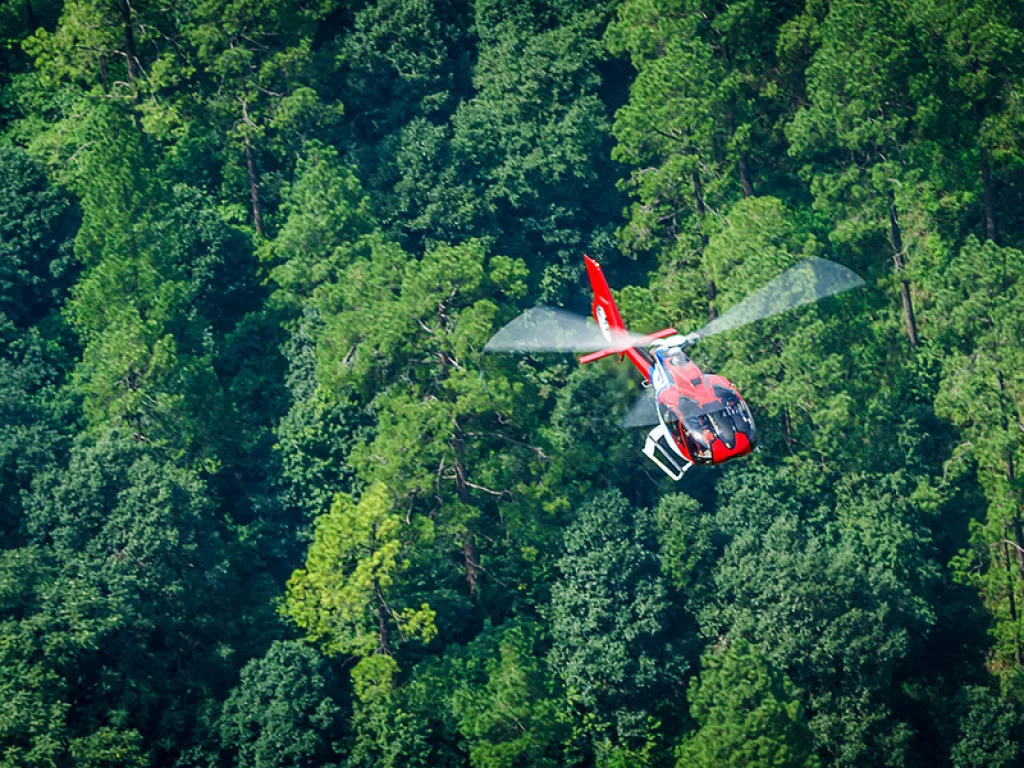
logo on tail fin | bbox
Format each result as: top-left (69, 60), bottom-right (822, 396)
top-left (595, 305), bottom-right (613, 342)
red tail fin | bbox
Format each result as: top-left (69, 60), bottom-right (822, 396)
top-left (580, 256), bottom-right (677, 373)
top-left (584, 255), bottom-right (625, 342)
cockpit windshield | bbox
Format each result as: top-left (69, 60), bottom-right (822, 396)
top-left (656, 390), bottom-right (757, 464)
top-left (657, 399), bottom-right (714, 462)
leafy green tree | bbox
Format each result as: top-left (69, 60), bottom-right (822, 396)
top-left (541, 360), bottom-right (661, 504)
top-left (910, 0), bottom-right (1024, 246)
top-left (314, 236), bottom-right (546, 610)
top-left (68, 728), bottom-right (150, 768)
top-left (284, 482), bottom-right (437, 659)
top-left (273, 316), bottom-right (361, 526)
top-left (453, 622), bottom-right (566, 768)
top-left (606, 0), bottom-right (801, 326)
top-left (219, 640), bottom-right (342, 768)
top-left (548, 489), bottom-right (684, 751)
top-left (49, 103), bottom-right (267, 464)
top-left (607, 0), bottom-right (797, 223)
top-left (0, 544), bottom-right (152, 768)
top-left (170, 0), bottom-right (341, 234)
top-left (653, 492), bottom-right (715, 604)
top-left (785, 0), bottom-right (939, 347)
top-left (260, 141), bottom-right (382, 533)
top-left (0, 545), bottom-right (70, 768)
top-left (342, 653), bottom-right (453, 768)
top-left (17, 430), bottom-right (245, 766)
top-left (676, 637), bottom-right (820, 768)
top-left (930, 238), bottom-right (1024, 682)
top-left (264, 141), bottom-right (377, 310)
top-left (0, 0), bottom-right (62, 127)
top-left (334, 0), bottom-right (473, 229)
top-left (22, 0), bottom-right (171, 132)
top-left (0, 331), bottom-right (74, 547)
top-left (380, 1), bottom-right (622, 299)
top-left (0, 146), bottom-right (78, 332)
top-left (704, 468), bottom-right (938, 767)
top-left (949, 685), bottom-right (1021, 768)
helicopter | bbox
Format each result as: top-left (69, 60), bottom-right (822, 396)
top-left (484, 255), bottom-right (865, 480)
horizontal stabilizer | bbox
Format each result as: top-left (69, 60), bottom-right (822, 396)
top-left (578, 327), bottom-right (678, 364)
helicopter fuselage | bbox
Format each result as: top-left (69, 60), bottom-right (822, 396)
top-left (634, 345), bottom-right (758, 468)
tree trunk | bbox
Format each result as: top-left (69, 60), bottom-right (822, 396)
top-left (1002, 530), bottom-right (1022, 668)
top-left (693, 172), bottom-right (716, 320)
top-left (373, 579), bottom-right (392, 655)
top-left (100, 54), bottom-right (109, 93)
top-left (462, 535), bottom-right (479, 599)
top-left (737, 154), bottom-right (755, 198)
top-left (120, 0), bottom-right (138, 83)
top-left (451, 424), bottom-right (479, 599)
top-left (981, 147), bottom-right (998, 244)
top-left (244, 135), bottom-right (264, 236)
top-left (118, 0), bottom-right (144, 134)
top-left (887, 193), bottom-right (918, 347)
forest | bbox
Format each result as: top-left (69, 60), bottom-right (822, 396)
top-left (1, 0), bottom-right (1023, 765)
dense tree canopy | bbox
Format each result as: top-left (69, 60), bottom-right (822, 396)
top-left (1, 0), bottom-right (1023, 765)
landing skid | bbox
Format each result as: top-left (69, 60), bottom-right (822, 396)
top-left (643, 424), bottom-right (693, 481)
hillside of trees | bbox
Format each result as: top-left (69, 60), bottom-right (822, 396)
top-left (1, 0), bottom-right (1023, 765)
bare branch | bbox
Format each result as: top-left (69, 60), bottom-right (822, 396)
top-left (464, 481), bottom-right (507, 497)
top-left (464, 431), bottom-right (551, 460)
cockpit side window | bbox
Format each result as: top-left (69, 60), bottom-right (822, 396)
top-left (657, 399), bottom-right (680, 427)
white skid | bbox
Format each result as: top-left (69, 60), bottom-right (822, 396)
top-left (643, 424), bottom-right (693, 481)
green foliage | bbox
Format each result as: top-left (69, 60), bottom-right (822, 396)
top-left (949, 684), bottom-right (1022, 768)
top-left (1, 431), bottom-right (245, 766)
top-left (704, 467), bottom-right (939, 766)
top-left (934, 237), bottom-right (1024, 681)
top-left (606, 0), bottom-right (798, 297)
top-left (452, 622), bottom-right (566, 768)
top-left (0, 327), bottom-right (74, 547)
top-left (3, 1), bottom-right (1024, 765)
top-left (548, 489), bottom-right (684, 749)
top-left (676, 637), bottom-right (820, 768)
top-left (68, 727), bottom-right (150, 768)
top-left (284, 483), bottom-right (437, 658)
top-left (265, 141), bottom-right (376, 309)
top-left (0, 145), bottom-right (78, 331)
top-left (219, 640), bottom-right (341, 768)
top-left (653, 492), bottom-right (715, 602)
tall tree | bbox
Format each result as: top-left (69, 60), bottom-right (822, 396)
top-left (606, 0), bottom-right (800, 318)
top-left (284, 482), bottom-right (437, 660)
top-left (703, 468), bottom-right (938, 767)
top-left (786, 0), bottom-right (936, 347)
top-left (452, 621), bottom-right (566, 768)
top-left (548, 489), bottom-right (684, 756)
top-left (0, 146), bottom-right (78, 333)
top-left (219, 640), bottom-right (342, 768)
top-left (912, 0), bottom-right (1024, 246)
top-left (931, 238), bottom-right (1024, 683)
top-left (676, 637), bottom-right (820, 768)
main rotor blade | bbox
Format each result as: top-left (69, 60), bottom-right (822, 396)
top-left (484, 306), bottom-right (647, 354)
top-left (621, 387), bottom-right (660, 429)
top-left (696, 257), bottom-right (865, 338)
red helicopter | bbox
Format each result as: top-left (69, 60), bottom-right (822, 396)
top-left (485, 255), bottom-right (864, 480)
